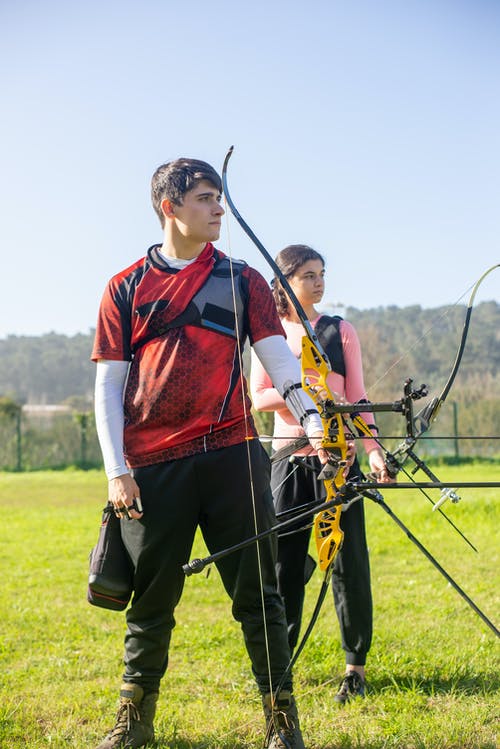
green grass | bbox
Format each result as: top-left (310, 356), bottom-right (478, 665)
top-left (0, 464), bottom-right (498, 748)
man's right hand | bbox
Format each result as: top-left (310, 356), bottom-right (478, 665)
top-left (108, 473), bottom-right (143, 519)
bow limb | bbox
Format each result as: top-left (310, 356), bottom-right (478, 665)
top-left (410, 263), bottom-right (499, 440)
top-left (222, 146), bottom-right (329, 364)
top-left (382, 264), bottom-right (500, 514)
top-left (222, 146), bottom-right (350, 572)
top-left (436, 263), bottom-right (500, 404)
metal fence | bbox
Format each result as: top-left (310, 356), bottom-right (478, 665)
top-left (0, 406), bottom-right (102, 471)
top-left (0, 400), bottom-right (498, 472)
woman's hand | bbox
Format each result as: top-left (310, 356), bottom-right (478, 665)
top-left (368, 448), bottom-right (396, 484)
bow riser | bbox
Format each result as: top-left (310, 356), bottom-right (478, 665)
top-left (301, 337), bottom-right (350, 571)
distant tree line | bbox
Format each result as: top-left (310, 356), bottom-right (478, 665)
top-left (0, 301), bottom-right (498, 468)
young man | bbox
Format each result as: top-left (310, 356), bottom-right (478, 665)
top-left (91, 158), bottom-right (329, 749)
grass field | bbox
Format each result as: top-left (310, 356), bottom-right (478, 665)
top-left (0, 464), bottom-right (498, 748)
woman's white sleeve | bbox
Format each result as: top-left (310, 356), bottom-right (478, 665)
top-left (252, 336), bottom-right (322, 437)
top-left (94, 360), bottom-right (130, 479)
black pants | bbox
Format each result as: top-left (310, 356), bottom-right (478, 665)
top-left (271, 456), bottom-right (372, 666)
top-left (120, 440), bottom-right (292, 694)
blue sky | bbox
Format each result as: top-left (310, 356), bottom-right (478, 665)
top-left (1, 0), bottom-right (499, 338)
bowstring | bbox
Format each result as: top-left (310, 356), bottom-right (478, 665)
top-left (222, 198), bottom-right (275, 700)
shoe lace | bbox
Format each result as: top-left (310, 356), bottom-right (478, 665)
top-left (339, 672), bottom-right (362, 695)
top-left (265, 706), bottom-right (296, 748)
top-left (109, 699), bottom-right (141, 738)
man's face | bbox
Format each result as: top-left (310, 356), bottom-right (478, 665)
top-left (168, 180), bottom-right (224, 243)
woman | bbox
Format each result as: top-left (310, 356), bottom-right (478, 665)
top-left (250, 244), bottom-right (394, 704)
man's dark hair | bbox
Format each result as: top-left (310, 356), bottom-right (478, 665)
top-left (272, 244), bottom-right (325, 317)
top-left (151, 158), bottom-right (223, 227)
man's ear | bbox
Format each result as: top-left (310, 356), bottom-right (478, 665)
top-left (161, 198), bottom-right (176, 219)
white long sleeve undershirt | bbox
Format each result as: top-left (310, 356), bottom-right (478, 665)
top-left (252, 335), bottom-right (322, 435)
top-left (94, 360), bottom-right (129, 479)
top-left (94, 335), bottom-right (322, 479)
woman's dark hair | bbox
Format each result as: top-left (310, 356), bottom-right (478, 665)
top-left (151, 158), bottom-right (222, 227)
top-left (272, 244), bottom-right (325, 317)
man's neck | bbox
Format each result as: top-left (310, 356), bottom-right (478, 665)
top-left (160, 236), bottom-right (208, 261)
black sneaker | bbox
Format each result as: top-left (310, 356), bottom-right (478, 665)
top-left (333, 672), bottom-right (365, 705)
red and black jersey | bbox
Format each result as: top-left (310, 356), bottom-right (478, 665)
top-left (92, 243), bottom-right (283, 467)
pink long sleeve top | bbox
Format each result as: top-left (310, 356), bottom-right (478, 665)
top-left (250, 316), bottom-right (380, 455)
